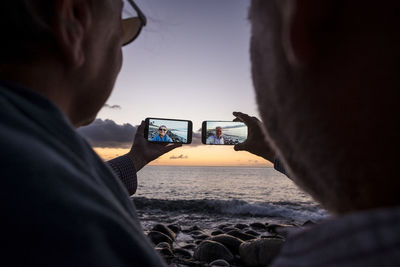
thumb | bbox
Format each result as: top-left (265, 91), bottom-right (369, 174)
top-left (234, 142), bottom-right (246, 151)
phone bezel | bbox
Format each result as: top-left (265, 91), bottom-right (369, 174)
top-left (145, 117), bottom-right (193, 144)
top-left (201, 120), bottom-right (248, 145)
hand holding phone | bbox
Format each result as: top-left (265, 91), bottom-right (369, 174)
top-left (144, 118), bottom-right (193, 144)
top-left (202, 121), bottom-right (248, 145)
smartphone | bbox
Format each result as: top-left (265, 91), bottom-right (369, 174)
top-left (145, 118), bottom-right (193, 144)
top-left (202, 121), bottom-right (248, 145)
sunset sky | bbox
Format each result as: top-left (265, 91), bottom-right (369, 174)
top-left (79, 0), bottom-right (271, 167)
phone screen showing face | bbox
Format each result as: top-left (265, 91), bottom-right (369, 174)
top-left (145, 118), bottom-right (192, 144)
top-left (202, 121), bottom-right (248, 145)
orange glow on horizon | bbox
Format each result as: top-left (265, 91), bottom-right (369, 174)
top-left (93, 146), bottom-right (272, 167)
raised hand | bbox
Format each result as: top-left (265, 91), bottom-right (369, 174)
top-left (233, 111), bottom-right (275, 162)
top-left (126, 120), bottom-right (181, 171)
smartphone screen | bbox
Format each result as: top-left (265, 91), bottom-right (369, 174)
top-left (202, 121), bottom-right (248, 145)
top-left (145, 118), bottom-right (192, 144)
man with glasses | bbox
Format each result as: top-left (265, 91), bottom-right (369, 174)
top-left (0, 0), bottom-right (175, 265)
top-left (152, 125), bottom-right (173, 142)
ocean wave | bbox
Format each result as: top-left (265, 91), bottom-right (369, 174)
top-left (132, 197), bottom-right (327, 222)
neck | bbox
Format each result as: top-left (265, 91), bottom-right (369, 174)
top-left (1, 61), bottom-right (78, 127)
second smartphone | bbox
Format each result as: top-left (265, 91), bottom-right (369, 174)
top-left (145, 117), bottom-right (193, 144)
top-left (202, 121), bottom-right (248, 145)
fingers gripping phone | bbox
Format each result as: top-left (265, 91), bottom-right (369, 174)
top-left (202, 121), bottom-right (248, 145)
top-left (144, 118), bottom-right (193, 144)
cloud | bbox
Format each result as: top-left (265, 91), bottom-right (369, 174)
top-left (103, 104), bottom-right (121, 109)
top-left (77, 119), bottom-right (137, 148)
top-left (170, 154), bottom-right (189, 160)
top-left (77, 119), bottom-right (203, 148)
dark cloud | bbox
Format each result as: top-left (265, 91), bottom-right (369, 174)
top-left (77, 119), bottom-right (137, 148)
top-left (103, 104), bottom-right (121, 109)
top-left (170, 154), bottom-right (189, 160)
top-left (78, 119), bottom-right (203, 149)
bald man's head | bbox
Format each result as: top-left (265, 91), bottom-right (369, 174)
top-left (250, 0), bottom-right (400, 213)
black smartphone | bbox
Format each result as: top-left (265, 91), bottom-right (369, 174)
top-left (144, 118), bottom-right (193, 144)
top-left (202, 121), bottom-right (248, 145)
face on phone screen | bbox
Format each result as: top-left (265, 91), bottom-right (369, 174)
top-left (202, 121), bottom-right (248, 145)
top-left (145, 118), bottom-right (192, 144)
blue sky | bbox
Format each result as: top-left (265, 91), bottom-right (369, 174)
top-left (97, 0), bottom-right (256, 131)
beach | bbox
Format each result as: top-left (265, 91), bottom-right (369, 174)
top-left (134, 166), bottom-right (327, 266)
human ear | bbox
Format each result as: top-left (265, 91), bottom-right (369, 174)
top-left (279, 0), bottom-right (332, 67)
top-left (53, 0), bottom-right (92, 68)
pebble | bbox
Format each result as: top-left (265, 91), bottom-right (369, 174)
top-left (244, 230), bottom-right (260, 237)
top-left (145, 222), bottom-right (302, 267)
top-left (148, 231), bottom-right (174, 245)
top-left (210, 259), bottom-right (230, 266)
top-left (234, 223), bottom-right (248, 230)
top-left (226, 230), bottom-right (257, 241)
top-left (152, 224), bottom-right (177, 241)
top-left (250, 222), bottom-right (268, 230)
top-left (211, 230), bottom-right (225, 236)
top-left (193, 240), bottom-right (234, 263)
top-left (168, 224), bottom-right (182, 234)
top-left (239, 238), bottom-right (285, 267)
top-left (222, 227), bottom-right (240, 233)
top-left (173, 248), bottom-right (192, 259)
top-left (207, 234), bottom-right (243, 256)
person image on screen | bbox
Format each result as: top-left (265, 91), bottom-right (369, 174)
top-left (152, 125), bottom-right (172, 142)
top-left (206, 126), bottom-right (224, 144)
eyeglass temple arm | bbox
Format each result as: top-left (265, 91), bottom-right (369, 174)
top-left (127, 0), bottom-right (147, 26)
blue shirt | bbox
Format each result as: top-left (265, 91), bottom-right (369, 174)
top-left (152, 134), bottom-right (172, 142)
top-left (0, 82), bottom-right (166, 266)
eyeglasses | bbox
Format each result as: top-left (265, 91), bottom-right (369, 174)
top-left (122, 0), bottom-right (147, 46)
top-left (159, 128), bottom-right (167, 131)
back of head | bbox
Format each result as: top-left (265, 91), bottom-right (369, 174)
top-left (250, 0), bottom-right (400, 213)
top-left (0, 1), bottom-right (55, 64)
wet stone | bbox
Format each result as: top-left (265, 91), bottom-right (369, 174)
top-left (188, 225), bottom-right (201, 231)
top-left (193, 234), bottom-right (209, 241)
top-left (168, 224), bottom-right (182, 234)
top-left (226, 230), bottom-right (257, 241)
top-left (239, 238), bottom-right (285, 267)
top-left (155, 242), bottom-right (172, 250)
top-left (156, 247), bottom-right (174, 257)
top-left (222, 227), bottom-right (240, 233)
top-left (207, 234), bottom-right (244, 256)
top-left (244, 230), bottom-right (260, 237)
top-left (209, 259), bottom-right (230, 266)
top-left (234, 223), bottom-right (248, 230)
top-left (173, 248), bottom-right (192, 259)
top-left (211, 230), bottom-right (224, 236)
top-left (152, 224), bottom-right (176, 241)
top-left (189, 230), bottom-right (207, 236)
top-left (217, 224), bottom-right (232, 230)
top-left (250, 222), bottom-right (268, 230)
top-left (194, 240), bottom-right (234, 263)
top-left (148, 231), bottom-right (173, 246)
top-left (182, 244), bottom-right (197, 250)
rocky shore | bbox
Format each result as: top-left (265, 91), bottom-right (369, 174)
top-left (145, 221), bottom-right (315, 267)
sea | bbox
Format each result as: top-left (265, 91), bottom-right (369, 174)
top-left (134, 166), bottom-right (328, 231)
